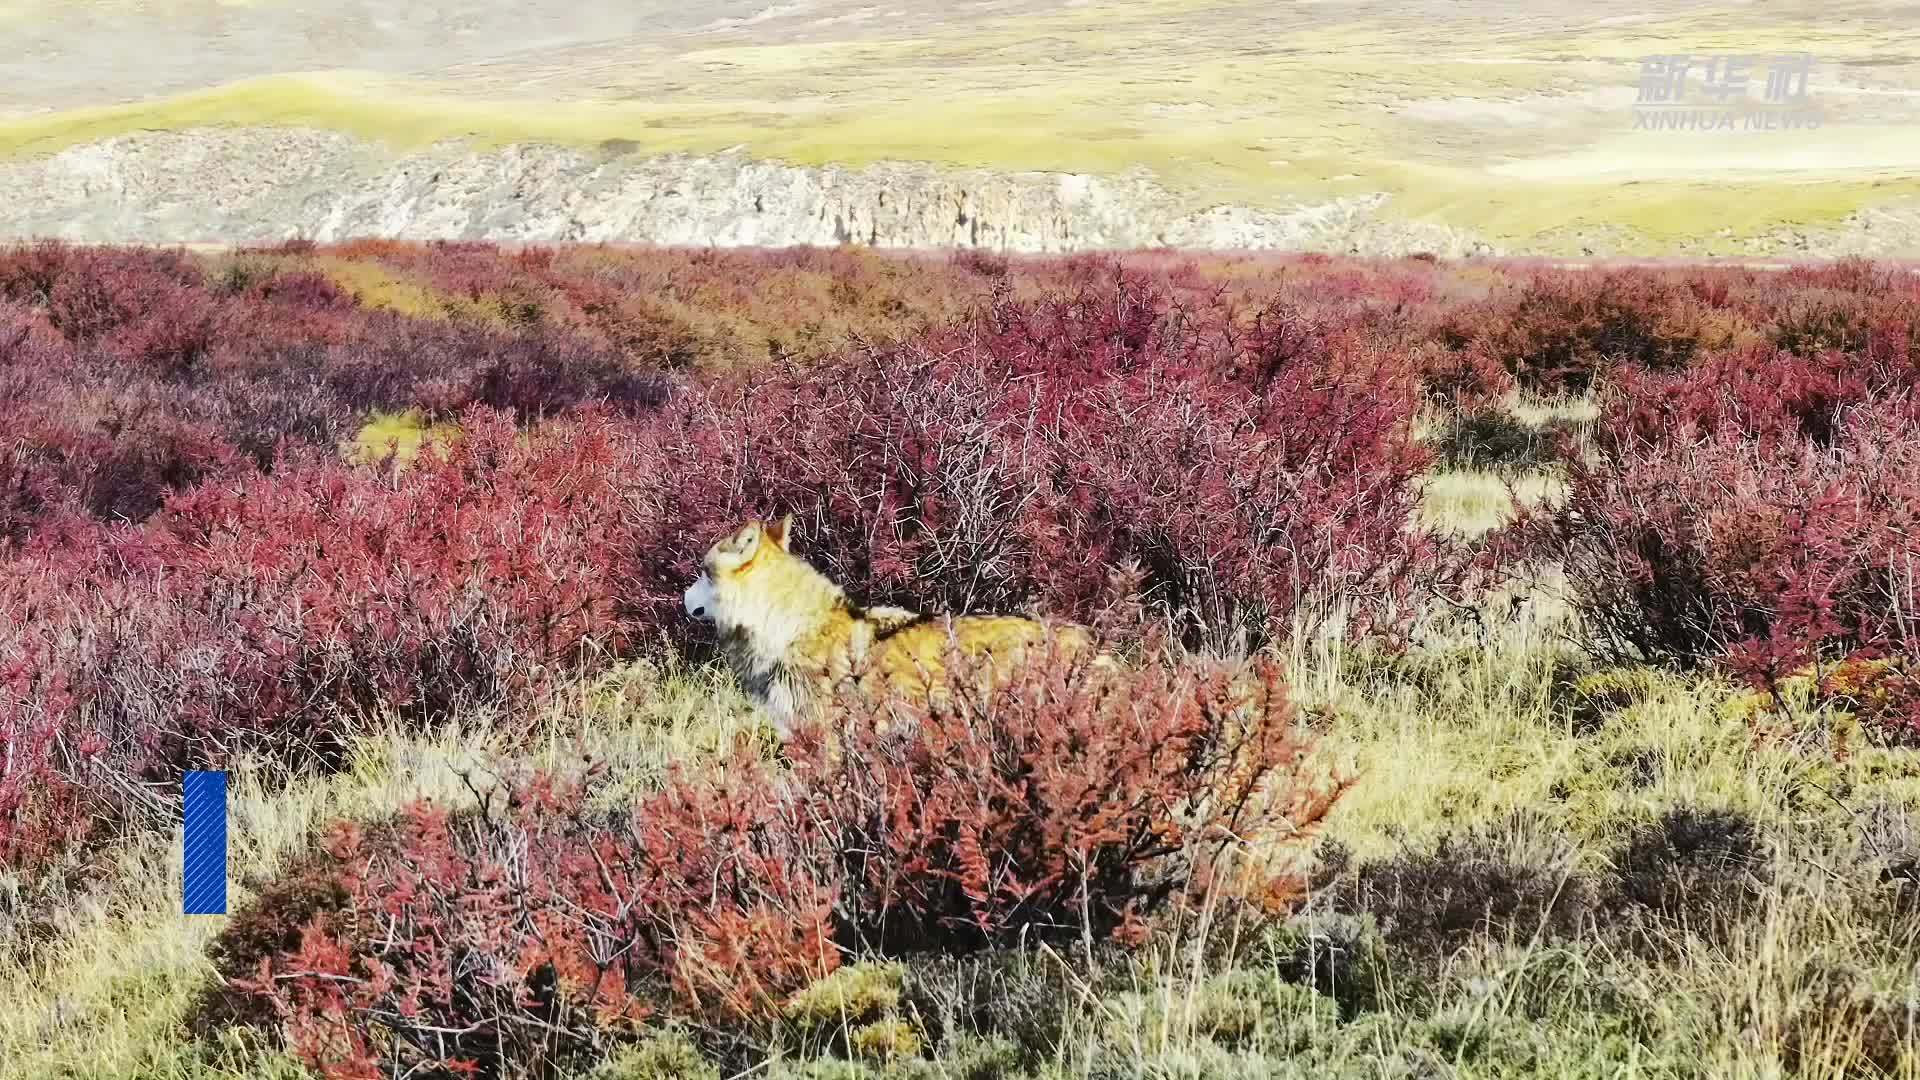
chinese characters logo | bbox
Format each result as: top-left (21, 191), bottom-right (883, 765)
top-left (1633, 52), bottom-right (1822, 131)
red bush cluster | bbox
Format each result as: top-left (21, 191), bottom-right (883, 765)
top-left (14, 240), bottom-right (1917, 879)
top-left (1, 269), bottom-right (1448, 879)
top-left (1416, 261), bottom-right (1919, 399)
top-left (1422, 270), bottom-right (1716, 396)
top-left (645, 276), bottom-right (1448, 652)
top-left (793, 643), bottom-right (1343, 951)
top-left (1516, 341), bottom-right (1920, 741)
top-left (224, 648), bottom-right (1340, 1079)
top-left (0, 410), bottom-right (659, 869)
top-left (241, 758), bottom-right (836, 1079)
top-left (0, 242), bottom-right (687, 536)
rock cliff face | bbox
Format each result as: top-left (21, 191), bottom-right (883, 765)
top-left (1, 127), bottom-right (1911, 257)
top-left (0, 128), bottom-right (1497, 254)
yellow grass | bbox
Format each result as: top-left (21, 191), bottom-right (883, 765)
top-left (308, 255), bottom-right (457, 320)
top-left (346, 409), bottom-right (460, 464)
top-left (1418, 468), bottom-right (1566, 537)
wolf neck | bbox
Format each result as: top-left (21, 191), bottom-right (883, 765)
top-left (715, 560), bottom-right (856, 722)
top-left (721, 562), bottom-right (847, 660)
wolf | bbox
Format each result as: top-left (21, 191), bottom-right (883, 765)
top-left (682, 515), bottom-right (1104, 737)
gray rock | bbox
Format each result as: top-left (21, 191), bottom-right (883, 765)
top-left (1, 127), bottom-right (1912, 258)
top-left (0, 129), bottom-right (1501, 254)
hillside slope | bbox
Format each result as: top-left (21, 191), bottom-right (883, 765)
top-left (1, 0), bottom-right (1917, 254)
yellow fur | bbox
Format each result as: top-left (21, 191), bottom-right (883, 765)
top-left (683, 516), bottom-right (1104, 737)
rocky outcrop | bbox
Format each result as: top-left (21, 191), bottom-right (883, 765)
top-left (0, 128), bottom-right (1496, 254)
top-left (0, 127), bottom-right (1910, 257)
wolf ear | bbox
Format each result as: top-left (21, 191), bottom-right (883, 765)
top-left (730, 521), bottom-right (762, 560)
top-left (767, 514), bottom-right (793, 551)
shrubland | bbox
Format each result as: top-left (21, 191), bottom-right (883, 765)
top-left (0, 243), bottom-right (1916, 1080)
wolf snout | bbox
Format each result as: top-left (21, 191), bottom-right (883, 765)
top-left (683, 574), bottom-right (716, 621)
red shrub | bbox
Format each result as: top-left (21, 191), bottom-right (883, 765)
top-left (1512, 353), bottom-right (1920, 742)
top-left (790, 643), bottom-right (1346, 951)
top-left (220, 648), bottom-right (1342, 1078)
top-left (249, 269), bottom-right (357, 311)
top-left (1599, 342), bottom-right (1893, 455)
top-left (1765, 258), bottom-right (1920, 363)
top-left (1441, 269), bottom-right (1710, 393)
top-left (0, 258), bottom-right (1456, 877)
top-left (641, 280), bottom-right (1449, 652)
top-left (0, 243), bottom-right (694, 538)
top-left (1415, 341), bottom-right (1518, 407)
top-left (0, 316), bottom-right (255, 528)
top-left (237, 759), bottom-right (836, 1080)
top-left (0, 410), bottom-right (661, 870)
top-left (30, 246), bottom-right (208, 348)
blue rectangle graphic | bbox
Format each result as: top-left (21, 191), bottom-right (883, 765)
top-left (183, 771), bottom-right (227, 915)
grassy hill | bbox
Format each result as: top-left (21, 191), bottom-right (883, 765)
top-left (1, 0), bottom-right (1917, 253)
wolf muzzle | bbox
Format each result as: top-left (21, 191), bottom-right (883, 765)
top-left (683, 573), bottom-right (716, 621)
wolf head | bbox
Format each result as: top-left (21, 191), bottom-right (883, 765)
top-left (684, 515), bottom-right (843, 640)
